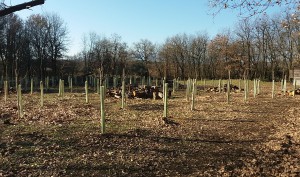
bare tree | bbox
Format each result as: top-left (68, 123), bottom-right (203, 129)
top-left (0, 0), bottom-right (45, 17)
top-left (25, 14), bottom-right (49, 80)
top-left (158, 33), bottom-right (208, 79)
top-left (190, 33), bottom-right (209, 79)
top-left (110, 34), bottom-right (120, 75)
top-left (208, 30), bottom-right (244, 79)
top-left (281, 11), bottom-right (300, 72)
top-left (79, 32), bottom-right (129, 77)
top-left (235, 19), bottom-right (254, 78)
top-left (168, 34), bottom-right (190, 79)
top-left (133, 39), bottom-right (155, 77)
top-left (209, 0), bottom-right (299, 17)
top-left (0, 14), bottom-right (23, 84)
top-left (46, 13), bottom-right (69, 77)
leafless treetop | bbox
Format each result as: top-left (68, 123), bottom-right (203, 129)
top-left (209, 0), bottom-right (299, 17)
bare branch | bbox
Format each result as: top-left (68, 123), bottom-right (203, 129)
top-left (209, 0), bottom-right (299, 17)
top-left (0, 0), bottom-right (45, 17)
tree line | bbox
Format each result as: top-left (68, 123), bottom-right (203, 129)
top-left (0, 10), bottom-right (68, 84)
top-left (0, 8), bottom-right (299, 86)
top-left (76, 10), bottom-right (299, 81)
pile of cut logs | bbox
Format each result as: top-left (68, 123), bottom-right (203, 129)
top-left (286, 88), bottom-right (300, 96)
top-left (206, 84), bottom-right (240, 93)
top-left (106, 85), bottom-right (171, 99)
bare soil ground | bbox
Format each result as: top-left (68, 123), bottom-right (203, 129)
top-left (1, 82), bottom-right (300, 176)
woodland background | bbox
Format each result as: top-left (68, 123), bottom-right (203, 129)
top-left (0, 1), bottom-right (299, 86)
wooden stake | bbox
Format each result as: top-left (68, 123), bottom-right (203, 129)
top-left (4, 80), bottom-right (8, 102)
top-left (253, 79), bottom-right (257, 98)
top-left (30, 78), bottom-right (33, 95)
top-left (85, 81), bottom-right (89, 103)
top-left (61, 80), bottom-right (65, 98)
top-left (70, 77), bottom-right (73, 93)
top-left (293, 79), bottom-right (296, 97)
top-left (58, 79), bottom-right (61, 96)
top-left (186, 79), bottom-right (191, 101)
top-left (100, 86), bottom-right (105, 134)
top-left (238, 79), bottom-right (241, 92)
top-left (173, 78), bottom-right (176, 93)
top-left (121, 80), bottom-right (125, 109)
top-left (18, 84), bottom-right (23, 118)
top-left (218, 79), bottom-right (221, 93)
top-left (272, 80), bottom-right (275, 99)
top-left (283, 76), bottom-right (287, 96)
top-left (257, 79), bottom-right (260, 95)
top-left (191, 81), bottom-right (195, 110)
top-left (244, 79), bottom-right (247, 102)
top-left (227, 80), bottom-right (230, 103)
top-left (40, 81), bottom-right (44, 107)
top-left (163, 83), bottom-right (168, 117)
top-left (163, 79), bottom-right (165, 102)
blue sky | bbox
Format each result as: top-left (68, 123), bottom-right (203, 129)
top-left (11, 0), bottom-right (280, 55)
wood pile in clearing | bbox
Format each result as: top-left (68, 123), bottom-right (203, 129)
top-left (106, 85), bottom-right (171, 99)
top-left (285, 88), bottom-right (300, 96)
top-left (206, 84), bottom-right (241, 93)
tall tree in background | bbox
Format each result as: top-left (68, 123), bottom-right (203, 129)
top-left (0, 12), bottom-right (69, 82)
top-left (281, 11), bottom-right (300, 73)
top-left (79, 33), bottom-right (129, 77)
top-left (110, 34), bottom-right (121, 76)
top-left (46, 13), bottom-right (69, 77)
top-left (253, 16), bottom-right (279, 79)
top-left (158, 42), bottom-right (173, 78)
top-left (26, 14), bottom-right (48, 80)
top-left (234, 19), bottom-right (254, 79)
top-left (158, 33), bottom-right (208, 79)
top-left (117, 41), bottom-right (129, 76)
top-left (166, 34), bottom-right (189, 79)
top-left (208, 33), bottom-right (231, 78)
top-left (190, 33), bottom-right (209, 79)
top-left (133, 39), bottom-right (155, 77)
top-left (0, 14), bottom-right (23, 82)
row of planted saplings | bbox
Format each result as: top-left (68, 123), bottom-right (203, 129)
top-left (2, 76), bottom-right (175, 125)
top-left (3, 76), bottom-right (296, 108)
top-left (4, 77), bottom-right (297, 134)
top-left (2, 79), bottom-right (105, 133)
top-left (186, 77), bottom-right (298, 104)
top-left (2, 79), bottom-right (90, 119)
top-left (2, 76), bottom-right (290, 109)
top-left (0, 75), bottom-right (169, 94)
top-left (2, 76), bottom-right (181, 105)
top-left (7, 81), bottom-right (172, 134)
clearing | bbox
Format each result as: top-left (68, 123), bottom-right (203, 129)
top-left (1, 82), bottom-right (300, 176)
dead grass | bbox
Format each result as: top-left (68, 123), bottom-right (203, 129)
top-left (1, 83), bottom-right (300, 176)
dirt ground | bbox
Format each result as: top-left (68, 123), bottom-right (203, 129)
top-left (1, 82), bottom-right (300, 176)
